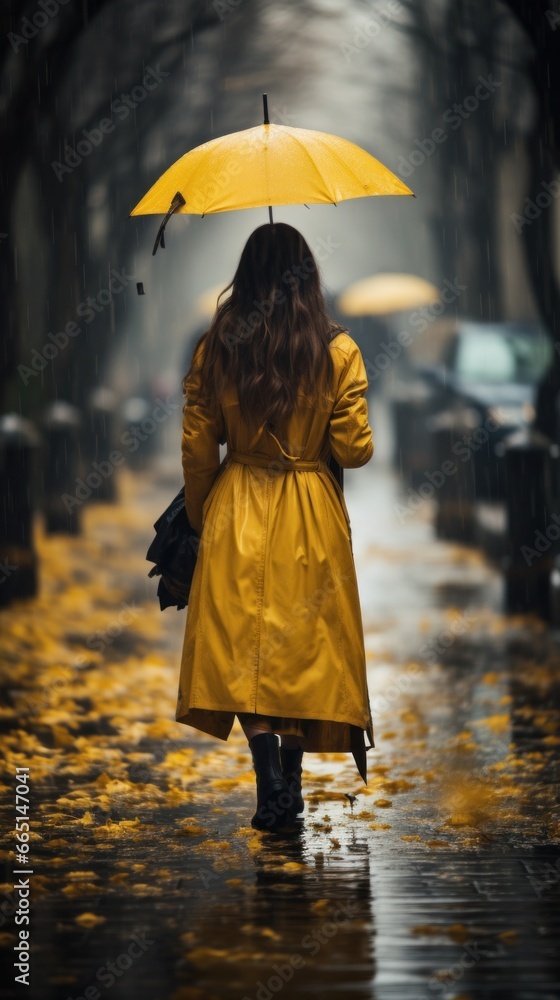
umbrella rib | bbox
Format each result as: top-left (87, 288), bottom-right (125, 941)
top-left (319, 141), bottom-right (385, 198)
top-left (182, 136), bottom-right (232, 214)
top-left (284, 131), bottom-right (334, 201)
top-left (319, 137), bottom-right (405, 199)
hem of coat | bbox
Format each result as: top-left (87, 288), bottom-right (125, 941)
top-left (175, 704), bottom-right (375, 782)
top-left (176, 702), bottom-right (371, 733)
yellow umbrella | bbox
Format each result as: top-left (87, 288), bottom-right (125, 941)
top-left (130, 95), bottom-right (414, 253)
top-left (195, 283), bottom-right (231, 320)
top-left (338, 273), bottom-right (440, 316)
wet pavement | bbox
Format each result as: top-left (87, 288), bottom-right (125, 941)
top-left (1, 414), bottom-right (560, 1000)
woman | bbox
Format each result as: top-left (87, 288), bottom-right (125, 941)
top-left (176, 222), bottom-right (374, 833)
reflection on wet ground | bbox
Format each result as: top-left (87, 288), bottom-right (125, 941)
top-left (1, 454), bottom-right (559, 1000)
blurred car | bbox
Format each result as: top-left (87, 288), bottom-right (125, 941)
top-left (389, 318), bottom-right (553, 502)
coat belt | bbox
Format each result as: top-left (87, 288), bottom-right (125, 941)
top-left (228, 450), bottom-right (326, 472)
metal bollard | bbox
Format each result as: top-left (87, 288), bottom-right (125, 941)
top-left (546, 392), bottom-right (560, 627)
top-left (41, 401), bottom-right (82, 535)
top-left (550, 556), bottom-right (560, 629)
top-left (473, 501), bottom-right (508, 565)
top-left (501, 427), bottom-right (559, 619)
top-left (119, 396), bottom-right (156, 472)
top-left (391, 392), bottom-right (434, 487)
top-left (0, 413), bottom-right (40, 606)
top-left (429, 408), bottom-right (477, 544)
top-left (82, 386), bottom-right (118, 502)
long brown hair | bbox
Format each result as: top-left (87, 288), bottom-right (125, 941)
top-left (182, 223), bottom-right (346, 432)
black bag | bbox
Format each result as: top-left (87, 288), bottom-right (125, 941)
top-left (146, 487), bottom-right (199, 611)
top-left (328, 453), bottom-right (343, 490)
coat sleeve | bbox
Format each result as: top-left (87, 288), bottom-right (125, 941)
top-left (181, 343), bottom-right (226, 536)
top-left (328, 338), bottom-right (374, 469)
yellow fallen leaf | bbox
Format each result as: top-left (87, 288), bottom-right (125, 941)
top-left (165, 788), bottom-right (196, 805)
top-left (76, 811), bottom-right (94, 827)
top-left (52, 725), bottom-right (74, 747)
top-left (446, 813), bottom-right (476, 828)
top-left (162, 749), bottom-right (197, 769)
top-left (310, 899), bottom-right (334, 914)
top-left (74, 913), bottom-right (106, 928)
top-left (211, 778), bottom-right (243, 791)
top-left (93, 817), bottom-right (141, 838)
top-left (194, 840), bottom-right (231, 851)
top-left (62, 883), bottom-right (100, 897)
top-left (473, 714), bottom-right (510, 734)
top-left (179, 931), bottom-right (197, 948)
top-left (186, 947), bottom-right (233, 969)
top-left (307, 790), bottom-right (348, 802)
top-left (240, 923), bottom-right (281, 941)
top-left (498, 929), bottom-right (519, 945)
top-left (382, 780), bottom-right (415, 793)
top-left (411, 923), bottom-right (470, 942)
top-left (446, 923), bottom-right (471, 943)
top-left (176, 824), bottom-right (207, 837)
top-left (260, 928), bottom-right (281, 940)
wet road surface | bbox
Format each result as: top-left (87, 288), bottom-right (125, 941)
top-left (1, 431), bottom-right (559, 1000)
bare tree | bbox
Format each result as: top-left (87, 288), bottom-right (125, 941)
top-left (500, 0), bottom-right (560, 435)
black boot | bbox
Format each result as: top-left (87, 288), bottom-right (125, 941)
top-left (249, 733), bottom-right (293, 832)
top-left (280, 747), bottom-right (304, 818)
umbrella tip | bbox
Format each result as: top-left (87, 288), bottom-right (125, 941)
top-left (262, 93), bottom-right (269, 125)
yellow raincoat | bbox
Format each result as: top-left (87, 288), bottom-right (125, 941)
top-left (176, 331), bottom-right (375, 781)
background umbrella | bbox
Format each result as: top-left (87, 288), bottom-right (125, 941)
top-left (130, 95), bottom-right (414, 254)
top-left (338, 273), bottom-right (441, 316)
top-left (195, 283), bottom-right (231, 321)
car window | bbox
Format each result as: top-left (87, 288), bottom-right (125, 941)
top-left (455, 327), bottom-right (552, 384)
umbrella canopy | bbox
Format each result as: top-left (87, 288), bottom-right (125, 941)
top-left (131, 124), bottom-right (413, 216)
top-left (130, 95), bottom-right (414, 253)
top-left (338, 273), bottom-right (440, 316)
